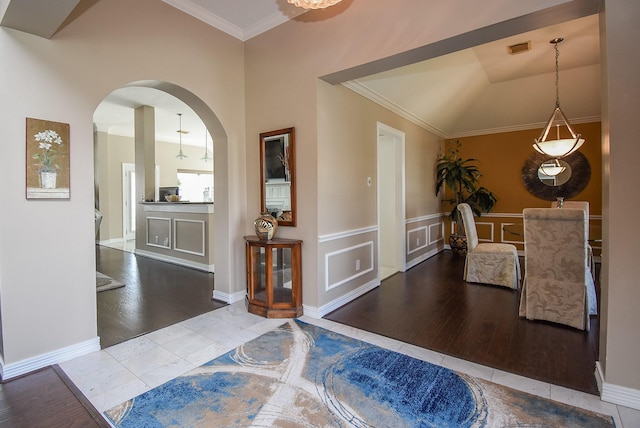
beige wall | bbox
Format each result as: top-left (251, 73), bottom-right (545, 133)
top-left (243, 0), bottom-right (572, 312)
top-left (97, 133), bottom-right (132, 241)
top-left (2, 0), bottom-right (639, 404)
top-left (599, 0), bottom-right (640, 396)
top-left (315, 82), bottom-right (442, 308)
top-left (95, 132), bottom-right (214, 242)
top-left (0, 0), bottom-right (245, 367)
top-left (242, 0), bottom-right (640, 399)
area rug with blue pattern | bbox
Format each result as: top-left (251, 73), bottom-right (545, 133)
top-left (104, 320), bottom-right (614, 427)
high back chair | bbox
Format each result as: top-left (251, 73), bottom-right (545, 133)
top-left (456, 203), bottom-right (521, 289)
top-left (519, 208), bottom-right (597, 330)
top-left (550, 200), bottom-right (595, 278)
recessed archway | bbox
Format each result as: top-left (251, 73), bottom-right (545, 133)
top-left (92, 80), bottom-right (234, 346)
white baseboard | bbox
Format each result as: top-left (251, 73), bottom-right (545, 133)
top-left (597, 361), bottom-right (640, 410)
top-left (213, 289), bottom-right (245, 304)
top-left (0, 337), bottom-right (100, 381)
top-left (302, 278), bottom-right (380, 319)
top-left (135, 249), bottom-right (214, 273)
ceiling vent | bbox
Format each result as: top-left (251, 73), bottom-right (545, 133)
top-left (507, 41), bottom-right (531, 55)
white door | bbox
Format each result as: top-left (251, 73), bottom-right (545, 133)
top-left (122, 163), bottom-right (160, 241)
top-left (122, 163), bottom-right (136, 240)
top-left (377, 123), bottom-right (406, 280)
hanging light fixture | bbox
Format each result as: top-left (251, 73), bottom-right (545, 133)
top-left (539, 158), bottom-right (566, 177)
top-left (176, 113), bottom-right (187, 160)
top-left (287, 0), bottom-right (342, 9)
top-left (201, 128), bottom-right (211, 162)
top-left (533, 38), bottom-right (585, 158)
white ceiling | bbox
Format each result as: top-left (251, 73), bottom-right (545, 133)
top-left (92, 2), bottom-right (601, 145)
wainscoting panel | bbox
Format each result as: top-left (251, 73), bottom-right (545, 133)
top-left (475, 221), bottom-right (495, 242)
top-left (429, 222), bottom-right (444, 245)
top-left (146, 217), bottom-right (171, 248)
top-left (405, 214), bottom-right (444, 265)
top-left (407, 226), bottom-right (428, 255)
top-left (317, 227), bottom-right (379, 310)
top-left (173, 218), bottom-right (205, 256)
top-left (325, 241), bottom-right (374, 291)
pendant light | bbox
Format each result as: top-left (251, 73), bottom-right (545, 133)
top-left (287, 0), bottom-right (342, 9)
top-left (176, 113), bottom-right (187, 160)
top-left (539, 158), bottom-right (566, 177)
top-left (201, 128), bottom-right (211, 162)
top-left (532, 38), bottom-right (585, 158)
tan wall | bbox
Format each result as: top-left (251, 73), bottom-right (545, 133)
top-left (244, 1), bottom-right (573, 311)
top-left (2, 0), bottom-right (638, 399)
top-left (96, 134), bottom-right (214, 242)
top-left (440, 123), bottom-right (603, 253)
top-left (0, 0), bottom-right (245, 366)
top-left (313, 83), bottom-right (443, 308)
top-left (450, 122), bottom-right (602, 214)
top-left (599, 0), bottom-right (640, 395)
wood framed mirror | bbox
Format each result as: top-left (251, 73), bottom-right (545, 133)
top-left (260, 127), bottom-right (296, 226)
top-left (521, 151), bottom-right (591, 200)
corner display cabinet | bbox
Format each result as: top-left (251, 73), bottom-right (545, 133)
top-left (244, 236), bottom-right (303, 318)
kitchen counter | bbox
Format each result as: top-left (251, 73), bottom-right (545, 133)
top-left (136, 202), bottom-right (214, 272)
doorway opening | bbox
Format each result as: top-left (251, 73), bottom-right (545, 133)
top-left (377, 123), bottom-right (406, 280)
top-left (93, 80), bottom-right (229, 347)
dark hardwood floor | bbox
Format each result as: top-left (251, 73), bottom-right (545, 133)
top-left (326, 250), bottom-right (600, 395)
top-left (0, 246), bottom-right (227, 427)
top-left (0, 366), bottom-right (109, 428)
top-left (96, 245), bottom-right (226, 348)
top-left (1, 246), bottom-right (599, 427)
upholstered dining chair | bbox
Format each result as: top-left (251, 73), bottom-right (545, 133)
top-left (519, 208), bottom-right (597, 331)
top-left (549, 200), bottom-right (596, 279)
top-left (456, 203), bottom-right (521, 289)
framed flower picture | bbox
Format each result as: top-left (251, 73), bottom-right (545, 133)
top-left (26, 118), bottom-right (70, 199)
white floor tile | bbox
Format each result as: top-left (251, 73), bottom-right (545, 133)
top-left (72, 363), bottom-right (139, 398)
top-left (550, 384), bottom-right (621, 424)
top-left (618, 405), bottom-right (640, 428)
top-left (59, 349), bottom-right (120, 378)
top-left (440, 355), bottom-right (495, 381)
top-left (105, 335), bottom-right (158, 362)
top-left (138, 358), bottom-right (196, 389)
top-left (90, 377), bottom-right (150, 413)
top-left (397, 342), bottom-right (445, 366)
top-left (490, 369), bottom-right (551, 399)
top-left (57, 303), bottom-right (627, 426)
top-left (161, 330), bottom-right (217, 360)
top-left (358, 331), bottom-right (405, 352)
top-left (145, 323), bottom-right (194, 345)
top-left (118, 345), bottom-right (184, 377)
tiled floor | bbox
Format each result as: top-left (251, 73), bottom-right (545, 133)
top-left (99, 239), bottom-right (135, 253)
top-left (60, 302), bottom-right (640, 427)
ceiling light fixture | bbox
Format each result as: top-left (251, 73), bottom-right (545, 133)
top-left (176, 113), bottom-right (187, 160)
top-left (201, 128), bottom-right (211, 162)
top-left (533, 38), bottom-right (585, 158)
top-left (287, 0), bottom-right (342, 9)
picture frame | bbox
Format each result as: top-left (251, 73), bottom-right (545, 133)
top-left (26, 118), bottom-right (70, 199)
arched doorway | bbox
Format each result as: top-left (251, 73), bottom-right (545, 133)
top-left (93, 80), bottom-right (231, 347)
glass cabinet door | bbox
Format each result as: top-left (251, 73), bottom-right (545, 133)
top-left (250, 245), bottom-right (267, 302)
top-left (271, 247), bottom-right (292, 304)
top-left (245, 236), bottom-right (302, 318)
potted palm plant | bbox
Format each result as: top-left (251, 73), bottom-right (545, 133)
top-left (436, 141), bottom-right (497, 255)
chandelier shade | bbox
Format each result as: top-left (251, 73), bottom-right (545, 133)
top-left (287, 0), bottom-right (342, 9)
top-left (532, 38), bottom-right (585, 158)
top-left (539, 158), bottom-right (566, 177)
